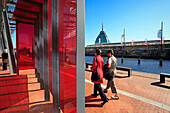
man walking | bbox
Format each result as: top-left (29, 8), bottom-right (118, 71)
top-left (104, 50), bottom-right (119, 99)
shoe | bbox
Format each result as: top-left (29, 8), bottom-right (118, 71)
top-left (101, 99), bottom-right (109, 106)
top-left (91, 94), bottom-right (97, 97)
top-left (104, 89), bottom-right (108, 93)
top-left (111, 95), bottom-right (119, 100)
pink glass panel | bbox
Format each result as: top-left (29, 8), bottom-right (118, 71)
top-left (17, 23), bottom-right (35, 71)
top-left (58, 0), bottom-right (77, 112)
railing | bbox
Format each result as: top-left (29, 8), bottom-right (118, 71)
top-left (85, 63), bottom-right (132, 77)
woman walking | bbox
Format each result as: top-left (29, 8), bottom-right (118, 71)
top-left (91, 49), bottom-right (109, 105)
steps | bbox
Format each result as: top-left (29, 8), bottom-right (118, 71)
top-left (0, 69), bottom-right (53, 113)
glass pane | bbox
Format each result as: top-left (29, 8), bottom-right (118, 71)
top-left (17, 23), bottom-right (35, 71)
top-left (58, 0), bottom-right (77, 112)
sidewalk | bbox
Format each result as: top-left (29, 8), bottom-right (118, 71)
top-left (85, 69), bottom-right (170, 113)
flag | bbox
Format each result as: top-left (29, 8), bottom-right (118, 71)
top-left (160, 37), bottom-right (164, 44)
top-left (121, 42), bottom-right (123, 46)
top-left (145, 39), bottom-right (147, 45)
top-left (157, 30), bottom-right (162, 38)
top-left (131, 40), bottom-right (134, 46)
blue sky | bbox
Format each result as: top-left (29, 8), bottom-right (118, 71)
top-left (12, 0), bottom-right (170, 47)
top-left (12, 31), bottom-right (16, 48)
top-left (85, 0), bottom-right (170, 46)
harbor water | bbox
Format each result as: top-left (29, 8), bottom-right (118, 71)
top-left (85, 56), bottom-right (170, 75)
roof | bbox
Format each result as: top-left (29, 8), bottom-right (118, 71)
top-left (95, 23), bottom-right (110, 44)
top-left (12, 0), bottom-right (43, 24)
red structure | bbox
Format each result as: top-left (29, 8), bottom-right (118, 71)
top-left (10, 0), bottom-right (85, 113)
top-left (17, 23), bottom-right (35, 71)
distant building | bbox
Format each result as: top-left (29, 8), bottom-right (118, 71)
top-left (95, 24), bottom-right (110, 44)
top-left (86, 40), bottom-right (170, 60)
top-left (87, 40), bottom-right (170, 51)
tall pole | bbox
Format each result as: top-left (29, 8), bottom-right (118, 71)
top-left (121, 28), bottom-right (125, 64)
top-left (124, 28), bottom-right (125, 50)
top-left (161, 21), bottom-right (163, 53)
top-left (160, 21), bottom-right (163, 66)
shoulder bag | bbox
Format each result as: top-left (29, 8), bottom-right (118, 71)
top-left (91, 57), bottom-right (100, 81)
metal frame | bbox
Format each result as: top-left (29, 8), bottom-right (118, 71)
top-left (0, 34), bottom-right (4, 54)
top-left (52, 0), bottom-right (60, 112)
top-left (38, 4), bottom-right (44, 90)
top-left (7, 2), bottom-right (16, 7)
top-left (1, 31), bottom-right (7, 49)
top-left (16, 22), bottom-right (19, 76)
top-left (44, 0), bottom-right (50, 101)
top-left (76, 0), bottom-right (85, 112)
top-left (2, 8), bottom-right (17, 74)
top-left (34, 19), bottom-right (38, 76)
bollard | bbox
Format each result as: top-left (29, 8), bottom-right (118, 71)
top-left (86, 63), bottom-right (88, 69)
top-left (138, 58), bottom-right (141, 65)
top-left (159, 59), bottom-right (163, 66)
top-left (121, 57), bottom-right (124, 64)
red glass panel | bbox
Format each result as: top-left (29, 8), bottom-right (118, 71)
top-left (59, 0), bottom-right (77, 112)
top-left (17, 23), bottom-right (35, 71)
top-left (29, 0), bottom-right (43, 3)
top-left (48, 0), bottom-right (53, 93)
top-left (16, 0), bottom-right (40, 12)
top-left (14, 11), bottom-right (37, 19)
top-left (0, 75), bottom-right (29, 112)
top-left (12, 17), bottom-right (35, 24)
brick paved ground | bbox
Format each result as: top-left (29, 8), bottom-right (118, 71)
top-left (85, 68), bottom-right (170, 113)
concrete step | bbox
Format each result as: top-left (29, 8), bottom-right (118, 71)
top-left (27, 74), bottom-right (36, 78)
top-left (28, 82), bottom-right (41, 91)
top-left (28, 77), bottom-right (38, 83)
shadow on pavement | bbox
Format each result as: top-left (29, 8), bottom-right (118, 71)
top-left (85, 95), bottom-right (103, 107)
top-left (151, 82), bottom-right (170, 89)
top-left (8, 103), bottom-right (53, 113)
top-left (115, 75), bottom-right (129, 78)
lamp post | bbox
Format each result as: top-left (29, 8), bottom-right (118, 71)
top-left (160, 21), bottom-right (163, 66)
top-left (121, 28), bottom-right (125, 64)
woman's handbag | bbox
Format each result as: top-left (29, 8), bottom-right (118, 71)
top-left (91, 57), bottom-right (100, 81)
top-left (3, 59), bottom-right (9, 63)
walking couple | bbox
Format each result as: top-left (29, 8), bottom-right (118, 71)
top-left (90, 49), bottom-right (119, 106)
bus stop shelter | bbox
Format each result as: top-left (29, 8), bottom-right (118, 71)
top-left (0, 0), bottom-right (85, 113)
